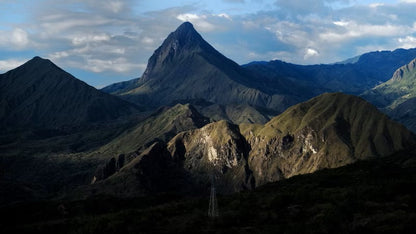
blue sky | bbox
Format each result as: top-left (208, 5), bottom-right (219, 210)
top-left (0, 0), bottom-right (415, 87)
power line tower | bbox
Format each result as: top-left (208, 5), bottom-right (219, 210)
top-left (208, 174), bottom-right (219, 218)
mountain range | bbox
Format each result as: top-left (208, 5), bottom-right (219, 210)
top-left (1, 22), bottom-right (416, 232)
top-left (243, 48), bottom-right (416, 95)
top-left (103, 22), bottom-right (317, 116)
top-left (103, 22), bottom-right (416, 126)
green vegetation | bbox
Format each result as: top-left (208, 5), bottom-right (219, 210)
top-left (97, 103), bottom-right (209, 158)
top-left (361, 58), bottom-right (416, 133)
top-left (2, 151), bottom-right (416, 234)
top-left (363, 58), bottom-right (416, 109)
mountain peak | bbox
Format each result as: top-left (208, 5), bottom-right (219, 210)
top-left (163, 21), bottom-right (204, 52)
top-left (140, 22), bottom-right (209, 82)
top-left (29, 56), bottom-right (51, 63)
top-left (170, 22), bottom-right (201, 43)
top-left (0, 57), bottom-right (140, 129)
top-left (175, 22), bottom-right (195, 34)
top-left (20, 56), bottom-right (58, 71)
top-left (391, 58), bottom-right (416, 81)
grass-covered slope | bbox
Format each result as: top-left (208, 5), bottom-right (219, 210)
top-left (362, 58), bottom-right (416, 132)
top-left (89, 93), bottom-right (415, 197)
top-left (362, 58), bottom-right (416, 108)
top-left (242, 93), bottom-right (415, 185)
top-left (96, 103), bottom-right (209, 158)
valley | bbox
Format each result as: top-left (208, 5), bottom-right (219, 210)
top-left (1, 22), bottom-right (416, 233)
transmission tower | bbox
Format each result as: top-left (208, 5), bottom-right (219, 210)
top-left (208, 174), bottom-right (219, 218)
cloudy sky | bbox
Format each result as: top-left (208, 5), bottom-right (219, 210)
top-left (1, 0), bottom-right (416, 87)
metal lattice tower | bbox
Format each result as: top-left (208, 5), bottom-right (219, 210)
top-left (208, 174), bottom-right (219, 218)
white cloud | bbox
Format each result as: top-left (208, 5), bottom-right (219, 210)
top-left (40, 16), bottom-right (112, 35)
top-left (141, 37), bottom-right (154, 45)
top-left (0, 28), bottom-right (30, 50)
top-left (267, 21), bottom-right (311, 47)
top-left (369, 3), bottom-right (384, 8)
top-left (0, 59), bottom-right (26, 73)
top-left (320, 21), bottom-right (416, 43)
top-left (400, 0), bottom-right (416, 3)
top-left (49, 51), bottom-right (70, 59)
top-left (2, 0), bottom-right (416, 86)
top-left (304, 48), bottom-right (319, 60)
top-left (12, 28), bottom-right (29, 48)
top-left (106, 0), bottom-right (124, 13)
top-left (81, 57), bottom-right (144, 73)
top-left (176, 13), bottom-right (216, 31)
top-left (398, 36), bottom-right (416, 49)
top-left (72, 33), bottom-right (110, 46)
top-left (217, 13), bottom-right (232, 20)
top-left (333, 21), bottom-right (349, 27)
top-left (177, 13), bottom-right (200, 21)
top-left (72, 33), bottom-right (111, 46)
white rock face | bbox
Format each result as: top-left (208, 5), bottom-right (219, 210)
top-left (304, 132), bottom-right (318, 154)
top-left (201, 129), bottom-right (219, 165)
top-left (208, 146), bottom-right (218, 164)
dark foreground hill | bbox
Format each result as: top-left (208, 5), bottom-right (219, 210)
top-left (0, 56), bottom-right (141, 130)
top-left (2, 149), bottom-right (416, 234)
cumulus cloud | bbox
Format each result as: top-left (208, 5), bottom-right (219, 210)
top-left (176, 13), bottom-right (216, 31)
top-left (304, 48), bottom-right (319, 60)
top-left (0, 28), bottom-right (30, 50)
top-left (398, 36), bottom-right (416, 49)
top-left (223, 0), bottom-right (245, 3)
top-left (1, 0), bottom-right (416, 86)
top-left (0, 59), bottom-right (26, 73)
top-left (320, 21), bottom-right (416, 43)
top-left (24, 1), bottom-right (181, 84)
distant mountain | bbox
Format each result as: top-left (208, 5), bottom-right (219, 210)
top-left (84, 93), bottom-right (415, 196)
top-left (362, 58), bottom-right (416, 108)
top-left (103, 22), bottom-right (315, 113)
top-left (362, 58), bottom-right (416, 132)
top-left (103, 22), bottom-right (416, 117)
top-left (100, 77), bottom-right (139, 95)
top-left (0, 57), bottom-right (141, 130)
top-left (243, 48), bottom-right (416, 94)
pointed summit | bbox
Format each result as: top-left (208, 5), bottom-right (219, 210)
top-left (165, 22), bottom-right (205, 50)
top-left (0, 57), bottom-right (140, 129)
top-left (111, 22), bottom-right (299, 111)
top-left (140, 22), bottom-right (217, 82)
top-left (23, 56), bottom-right (57, 69)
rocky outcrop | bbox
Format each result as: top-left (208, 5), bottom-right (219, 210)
top-left (167, 120), bottom-right (254, 193)
top-left (90, 103), bottom-right (210, 184)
